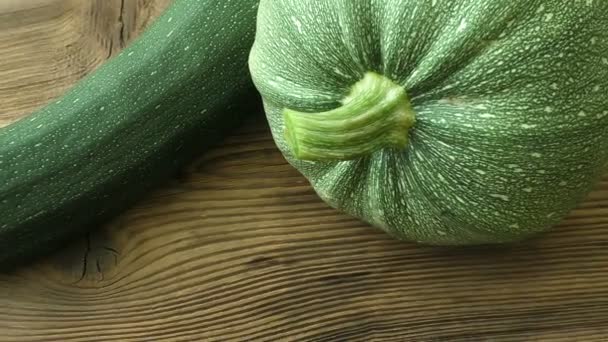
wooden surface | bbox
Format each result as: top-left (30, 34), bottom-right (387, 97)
top-left (2, 1), bottom-right (608, 341)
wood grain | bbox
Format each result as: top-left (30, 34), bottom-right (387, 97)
top-left (2, 1), bottom-right (608, 341)
top-left (0, 0), bottom-right (170, 126)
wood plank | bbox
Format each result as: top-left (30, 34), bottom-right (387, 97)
top-left (0, 0), bottom-right (171, 126)
top-left (1, 1), bottom-right (608, 341)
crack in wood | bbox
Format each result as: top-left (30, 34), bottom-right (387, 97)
top-left (118, 0), bottom-right (126, 48)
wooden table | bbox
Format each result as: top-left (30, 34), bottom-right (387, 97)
top-left (2, 1), bottom-right (608, 341)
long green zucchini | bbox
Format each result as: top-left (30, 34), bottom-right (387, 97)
top-left (0, 0), bottom-right (261, 269)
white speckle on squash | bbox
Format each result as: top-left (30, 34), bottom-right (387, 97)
top-left (333, 67), bottom-right (348, 77)
top-left (167, 30), bottom-right (175, 37)
top-left (509, 224), bottom-right (520, 229)
top-left (521, 124), bottom-right (537, 129)
top-left (544, 106), bottom-right (554, 113)
top-left (536, 4), bottom-right (545, 13)
top-left (437, 173), bottom-right (446, 182)
top-left (544, 13), bottom-right (554, 22)
top-left (490, 194), bottom-right (509, 201)
top-left (457, 19), bottom-right (468, 32)
top-left (523, 187), bottom-right (533, 193)
top-left (291, 16), bottom-right (303, 33)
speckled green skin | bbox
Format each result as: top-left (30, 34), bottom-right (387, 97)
top-left (0, 0), bottom-right (261, 269)
top-left (249, 0), bottom-right (608, 245)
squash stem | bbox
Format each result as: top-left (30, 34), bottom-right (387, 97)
top-left (283, 72), bottom-right (416, 161)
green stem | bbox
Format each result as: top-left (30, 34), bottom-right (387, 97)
top-left (283, 72), bottom-right (416, 161)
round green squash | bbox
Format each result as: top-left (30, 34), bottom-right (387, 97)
top-left (249, 0), bottom-right (608, 245)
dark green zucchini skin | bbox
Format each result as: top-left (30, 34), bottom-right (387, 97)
top-left (0, 0), bottom-right (261, 270)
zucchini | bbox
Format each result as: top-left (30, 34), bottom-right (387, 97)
top-left (0, 0), bottom-right (261, 269)
top-left (249, 0), bottom-right (608, 245)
